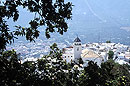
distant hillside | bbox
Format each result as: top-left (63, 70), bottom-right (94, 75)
top-left (8, 0), bottom-right (130, 45)
top-left (69, 0), bottom-right (130, 30)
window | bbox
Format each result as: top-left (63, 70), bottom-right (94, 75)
top-left (77, 47), bottom-right (79, 51)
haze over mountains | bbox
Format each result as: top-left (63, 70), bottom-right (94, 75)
top-left (66, 0), bottom-right (130, 44)
top-left (8, 0), bottom-right (130, 45)
top-left (72, 0), bottom-right (130, 27)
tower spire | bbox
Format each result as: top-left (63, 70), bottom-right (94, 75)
top-left (74, 36), bottom-right (81, 42)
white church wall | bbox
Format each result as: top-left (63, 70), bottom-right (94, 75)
top-left (73, 42), bottom-right (82, 60)
top-left (82, 57), bottom-right (103, 66)
top-left (62, 54), bottom-right (74, 63)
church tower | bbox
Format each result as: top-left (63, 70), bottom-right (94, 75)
top-left (73, 37), bottom-right (82, 61)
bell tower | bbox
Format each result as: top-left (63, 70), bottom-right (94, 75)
top-left (73, 37), bottom-right (82, 61)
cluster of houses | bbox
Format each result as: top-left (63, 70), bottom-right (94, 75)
top-left (62, 37), bottom-right (130, 66)
top-left (20, 37), bottom-right (130, 66)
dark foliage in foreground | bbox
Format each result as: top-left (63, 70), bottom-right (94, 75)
top-left (0, 44), bottom-right (130, 86)
top-left (0, 0), bottom-right (72, 50)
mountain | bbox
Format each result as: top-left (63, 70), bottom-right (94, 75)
top-left (7, 0), bottom-right (130, 45)
top-left (69, 0), bottom-right (130, 29)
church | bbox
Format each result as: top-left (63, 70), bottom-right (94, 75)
top-left (62, 37), bottom-right (103, 66)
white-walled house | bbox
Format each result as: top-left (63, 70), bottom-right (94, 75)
top-left (81, 48), bottom-right (103, 66)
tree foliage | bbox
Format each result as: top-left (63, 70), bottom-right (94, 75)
top-left (108, 51), bottom-right (114, 60)
top-left (0, 0), bottom-right (73, 50)
top-left (106, 40), bottom-right (111, 43)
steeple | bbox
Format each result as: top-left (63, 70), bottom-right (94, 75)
top-left (74, 37), bottom-right (81, 42)
top-left (73, 37), bottom-right (82, 61)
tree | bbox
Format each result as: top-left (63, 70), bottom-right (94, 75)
top-left (106, 40), bottom-right (111, 43)
top-left (101, 59), bottom-right (130, 86)
top-left (0, 0), bottom-right (73, 50)
top-left (108, 50), bottom-right (114, 59)
top-left (78, 57), bottom-right (84, 65)
top-left (84, 61), bottom-right (103, 86)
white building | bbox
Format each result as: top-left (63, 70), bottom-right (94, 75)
top-left (62, 37), bottom-right (82, 62)
top-left (62, 37), bottom-right (103, 66)
top-left (73, 37), bottom-right (82, 61)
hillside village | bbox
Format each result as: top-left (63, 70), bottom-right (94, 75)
top-left (62, 37), bottom-right (130, 66)
top-left (9, 37), bottom-right (130, 66)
